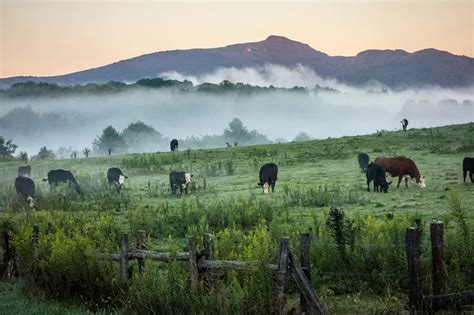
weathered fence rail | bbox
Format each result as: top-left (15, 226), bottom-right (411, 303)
top-left (1, 220), bottom-right (472, 313)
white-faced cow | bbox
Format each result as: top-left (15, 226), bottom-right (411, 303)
top-left (15, 176), bottom-right (35, 207)
top-left (463, 157), bottom-right (474, 183)
top-left (170, 139), bottom-right (179, 152)
top-left (357, 153), bottom-right (369, 173)
top-left (107, 167), bottom-right (128, 191)
top-left (17, 165), bottom-right (31, 177)
top-left (258, 163), bottom-right (278, 194)
top-left (366, 162), bottom-right (392, 193)
top-left (43, 169), bottom-right (81, 193)
top-left (169, 171), bottom-right (193, 195)
top-left (375, 156), bottom-right (425, 188)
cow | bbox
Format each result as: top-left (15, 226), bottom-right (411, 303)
top-left (17, 165), bottom-right (31, 177)
top-left (43, 169), bottom-right (81, 193)
top-left (463, 157), bottom-right (474, 183)
top-left (374, 156), bottom-right (425, 188)
top-left (107, 167), bottom-right (128, 191)
top-left (169, 171), bottom-right (193, 195)
top-left (258, 163), bottom-right (278, 194)
top-left (401, 119), bottom-right (409, 131)
top-left (15, 176), bottom-right (35, 207)
top-left (366, 162), bottom-right (392, 193)
top-left (170, 139), bottom-right (179, 152)
top-left (357, 153), bottom-right (369, 173)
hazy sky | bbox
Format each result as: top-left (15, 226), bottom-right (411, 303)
top-left (0, 0), bottom-right (472, 78)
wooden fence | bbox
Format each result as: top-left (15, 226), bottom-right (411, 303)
top-left (96, 232), bottom-right (326, 315)
top-left (1, 220), bottom-right (473, 313)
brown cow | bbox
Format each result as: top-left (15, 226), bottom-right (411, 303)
top-left (374, 156), bottom-right (426, 188)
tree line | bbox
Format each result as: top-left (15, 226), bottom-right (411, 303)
top-left (0, 117), bottom-right (313, 161)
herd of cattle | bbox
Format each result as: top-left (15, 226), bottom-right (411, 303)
top-left (11, 151), bottom-right (474, 207)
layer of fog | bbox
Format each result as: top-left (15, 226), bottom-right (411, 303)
top-left (0, 65), bottom-right (473, 155)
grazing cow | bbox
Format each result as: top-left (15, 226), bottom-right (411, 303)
top-left (15, 176), bottom-right (35, 207)
top-left (170, 139), bottom-right (179, 152)
top-left (169, 171), bottom-right (193, 195)
top-left (375, 156), bottom-right (425, 188)
top-left (226, 142), bottom-right (232, 148)
top-left (366, 162), bottom-right (392, 193)
top-left (357, 153), bottom-right (369, 173)
top-left (463, 157), bottom-right (474, 183)
top-left (258, 163), bottom-right (278, 193)
top-left (107, 167), bottom-right (128, 191)
top-left (17, 165), bottom-right (31, 177)
top-left (43, 169), bottom-right (81, 193)
top-left (401, 119), bottom-right (409, 131)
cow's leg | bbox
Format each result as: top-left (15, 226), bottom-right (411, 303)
top-left (367, 179), bottom-right (370, 192)
top-left (463, 169), bottom-right (467, 182)
top-left (405, 176), bottom-right (409, 188)
top-left (271, 183), bottom-right (275, 193)
top-left (397, 176), bottom-right (403, 188)
top-left (470, 171), bottom-right (473, 183)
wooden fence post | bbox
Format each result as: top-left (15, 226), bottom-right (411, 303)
top-left (136, 230), bottom-right (146, 277)
top-left (120, 234), bottom-right (129, 282)
top-left (276, 237), bottom-right (289, 315)
top-left (203, 234), bottom-right (215, 288)
top-left (405, 227), bottom-right (423, 311)
top-left (300, 233), bottom-right (312, 314)
top-left (189, 236), bottom-right (199, 292)
top-left (430, 221), bottom-right (446, 311)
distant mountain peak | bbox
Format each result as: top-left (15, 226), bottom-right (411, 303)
top-left (0, 36), bottom-right (473, 89)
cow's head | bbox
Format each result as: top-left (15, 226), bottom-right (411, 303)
top-left (118, 175), bottom-right (126, 186)
top-left (417, 176), bottom-right (426, 188)
top-left (262, 182), bottom-right (270, 194)
top-left (26, 195), bottom-right (34, 208)
top-left (182, 173), bottom-right (193, 189)
top-left (382, 182), bottom-right (392, 193)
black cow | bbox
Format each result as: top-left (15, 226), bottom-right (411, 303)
top-left (18, 165), bottom-right (31, 177)
top-left (107, 167), bottom-right (128, 191)
top-left (463, 157), bottom-right (474, 183)
top-left (170, 139), bottom-right (179, 152)
top-left (43, 169), bottom-right (81, 193)
top-left (15, 176), bottom-right (35, 206)
top-left (366, 162), bottom-right (392, 193)
top-left (258, 163), bottom-right (278, 193)
top-left (401, 119), bottom-right (409, 131)
top-left (169, 171), bottom-right (193, 195)
top-left (357, 153), bottom-right (369, 173)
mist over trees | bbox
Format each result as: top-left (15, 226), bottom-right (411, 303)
top-left (93, 126), bottom-right (127, 154)
top-left (0, 136), bottom-right (17, 159)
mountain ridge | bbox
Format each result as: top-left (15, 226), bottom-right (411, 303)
top-left (1, 35), bottom-right (473, 89)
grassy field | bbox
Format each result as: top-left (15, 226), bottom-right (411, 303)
top-left (0, 123), bottom-right (473, 313)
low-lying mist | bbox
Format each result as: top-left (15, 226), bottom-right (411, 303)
top-left (0, 65), bottom-right (472, 156)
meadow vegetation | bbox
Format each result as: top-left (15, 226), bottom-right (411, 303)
top-left (0, 123), bottom-right (473, 313)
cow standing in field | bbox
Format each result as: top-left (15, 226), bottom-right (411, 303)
top-left (258, 163), bottom-right (278, 194)
top-left (17, 165), bottom-right (31, 177)
top-left (170, 139), bottom-right (179, 152)
top-left (43, 169), bottom-right (81, 193)
top-left (357, 153), bottom-right (369, 173)
top-left (169, 171), bottom-right (193, 195)
top-left (401, 119), bottom-right (409, 131)
top-left (15, 176), bottom-right (35, 207)
top-left (107, 167), bottom-right (128, 192)
top-left (463, 157), bottom-right (474, 183)
top-left (375, 156), bottom-right (425, 188)
top-left (366, 162), bottom-right (392, 193)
